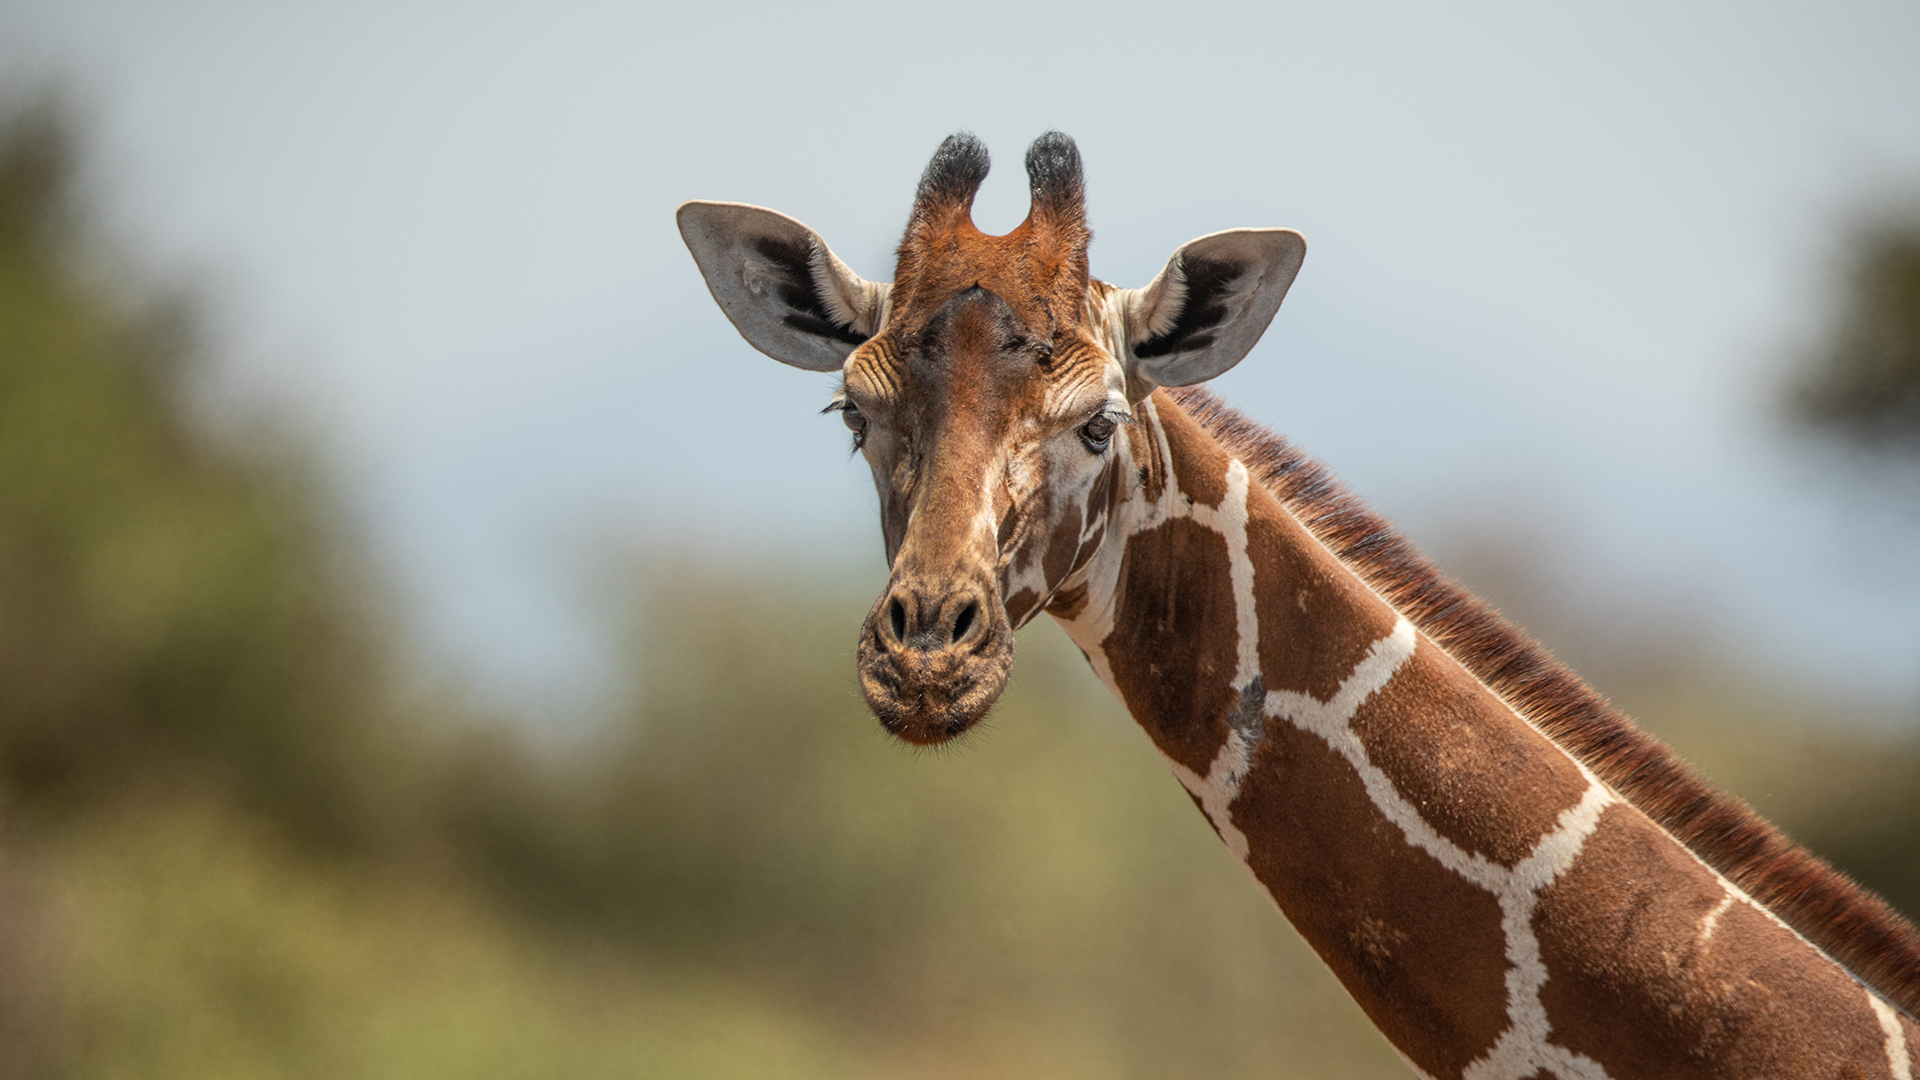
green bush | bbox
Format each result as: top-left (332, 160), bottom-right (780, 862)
top-left (0, 100), bottom-right (401, 850)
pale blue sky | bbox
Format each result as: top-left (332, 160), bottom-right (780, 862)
top-left (4, 0), bottom-right (1917, 717)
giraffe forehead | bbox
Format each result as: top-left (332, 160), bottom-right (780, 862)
top-left (910, 235), bottom-right (1026, 305)
top-left (895, 222), bottom-right (1082, 330)
top-left (882, 352), bottom-right (1109, 433)
top-left (849, 297), bottom-right (1113, 428)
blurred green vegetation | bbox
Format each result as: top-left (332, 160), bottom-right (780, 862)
top-left (0, 98), bottom-right (408, 852)
top-left (1, 95), bottom-right (1917, 1079)
top-left (1788, 211), bottom-right (1920, 455)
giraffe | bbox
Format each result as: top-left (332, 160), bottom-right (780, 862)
top-left (678, 131), bottom-right (1920, 1078)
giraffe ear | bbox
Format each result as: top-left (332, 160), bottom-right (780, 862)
top-left (1118, 228), bottom-right (1306, 393)
top-left (677, 201), bottom-right (891, 372)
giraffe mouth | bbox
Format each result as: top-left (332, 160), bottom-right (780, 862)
top-left (855, 580), bottom-right (1015, 745)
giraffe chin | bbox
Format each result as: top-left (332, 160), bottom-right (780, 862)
top-left (855, 609), bottom-right (1015, 746)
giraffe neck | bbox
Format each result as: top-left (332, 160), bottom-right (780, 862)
top-left (1049, 390), bottom-right (1918, 1079)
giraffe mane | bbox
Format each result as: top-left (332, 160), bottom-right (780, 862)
top-left (1166, 383), bottom-right (1920, 1022)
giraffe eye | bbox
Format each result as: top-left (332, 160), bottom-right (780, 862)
top-left (840, 401), bottom-right (869, 449)
top-left (1079, 413), bottom-right (1117, 454)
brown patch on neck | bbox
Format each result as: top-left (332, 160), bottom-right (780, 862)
top-left (1235, 719), bottom-right (1513, 1074)
top-left (1165, 384), bottom-right (1920, 1021)
top-left (1104, 513), bottom-right (1241, 775)
top-left (1352, 647), bottom-right (1593, 868)
top-left (1534, 812), bottom-right (1904, 1076)
top-left (1243, 501), bottom-right (1388, 703)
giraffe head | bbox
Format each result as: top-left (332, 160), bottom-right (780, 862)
top-left (679, 133), bottom-right (1305, 744)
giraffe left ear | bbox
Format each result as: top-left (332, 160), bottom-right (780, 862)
top-left (1118, 228), bottom-right (1306, 394)
top-left (678, 201), bottom-right (891, 372)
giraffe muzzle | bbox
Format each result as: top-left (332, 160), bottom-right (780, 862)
top-left (856, 577), bottom-right (1014, 745)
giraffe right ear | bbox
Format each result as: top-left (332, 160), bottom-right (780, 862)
top-left (677, 201), bottom-right (891, 372)
top-left (1117, 228), bottom-right (1306, 394)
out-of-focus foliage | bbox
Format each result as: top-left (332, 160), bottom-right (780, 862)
top-left (41, 800), bottom-right (866, 1080)
top-left (1789, 214), bottom-right (1920, 454)
top-left (3, 93), bottom-right (1918, 1079)
top-left (0, 100), bottom-right (403, 849)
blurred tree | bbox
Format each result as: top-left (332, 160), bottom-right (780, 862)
top-left (1788, 214), bottom-right (1920, 455)
top-left (0, 98), bottom-right (400, 849)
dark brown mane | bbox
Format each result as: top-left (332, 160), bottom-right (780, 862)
top-left (1165, 384), bottom-right (1920, 1021)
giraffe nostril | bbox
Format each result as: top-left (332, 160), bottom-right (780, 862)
top-left (889, 597), bottom-right (907, 642)
top-left (952, 601), bottom-right (978, 643)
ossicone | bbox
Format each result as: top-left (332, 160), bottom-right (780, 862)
top-left (1019, 130), bottom-right (1091, 294)
top-left (910, 132), bottom-right (991, 229)
top-left (1023, 131), bottom-right (1083, 213)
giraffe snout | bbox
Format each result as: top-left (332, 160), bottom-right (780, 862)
top-left (857, 576), bottom-right (1014, 744)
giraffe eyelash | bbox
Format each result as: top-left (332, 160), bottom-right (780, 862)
top-left (823, 395), bottom-right (869, 451)
top-left (1078, 407), bottom-right (1133, 454)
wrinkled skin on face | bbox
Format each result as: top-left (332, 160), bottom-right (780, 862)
top-left (839, 283), bottom-right (1132, 744)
